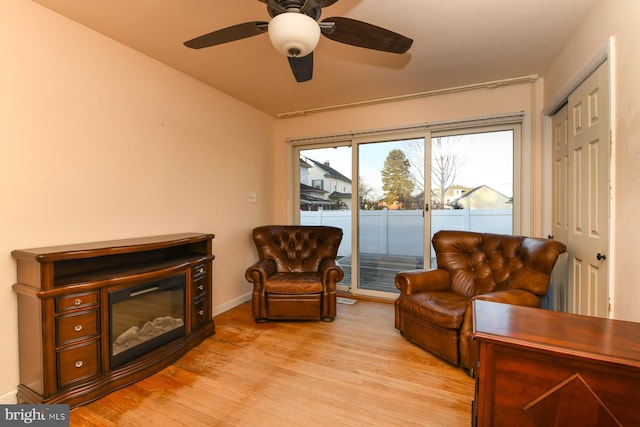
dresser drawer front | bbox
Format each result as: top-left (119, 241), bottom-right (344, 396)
top-left (57, 340), bottom-right (100, 388)
top-left (191, 297), bottom-right (208, 331)
top-left (191, 277), bottom-right (207, 299)
top-left (192, 263), bottom-right (207, 280)
top-left (56, 310), bottom-right (99, 346)
top-left (56, 292), bottom-right (99, 313)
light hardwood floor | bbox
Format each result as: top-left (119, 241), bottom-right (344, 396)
top-left (70, 299), bottom-right (474, 426)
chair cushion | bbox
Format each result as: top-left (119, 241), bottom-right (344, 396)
top-left (399, 291), bottom-right (469, 329)
top-left (263, 272), bottom-right (324, 294)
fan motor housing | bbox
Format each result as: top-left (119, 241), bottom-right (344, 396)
top-left (267, 0), bottom-right (322, 20)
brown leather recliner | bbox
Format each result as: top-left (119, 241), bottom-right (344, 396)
top-left (245, 225), bottom-right (344, 322)
top-left (395, 230), bottom-right (566, 375)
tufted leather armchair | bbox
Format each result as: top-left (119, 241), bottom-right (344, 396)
top-left (245, 225), bottom-right (344, 322)
top-left (395, 230), bottom-right (566, 375)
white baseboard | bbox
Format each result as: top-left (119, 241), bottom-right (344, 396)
top-left (212, 292), bottom-right (251, 317)
top-left (0, 389), bottom-right (17, 404)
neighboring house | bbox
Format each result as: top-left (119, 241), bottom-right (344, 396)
top-left (444, 185), bottom-right (473, 206)
top-left (300, 157), bottom-right (352, 210)
top-left (300, 183), bottom-right (335, 211)
top-left (452, 185), bottom-right (511, 209)
top-left (299, 158), bottom-right (312, 186)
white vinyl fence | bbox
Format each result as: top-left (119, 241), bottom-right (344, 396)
top-left (301, 208), bottom-right (512, 258)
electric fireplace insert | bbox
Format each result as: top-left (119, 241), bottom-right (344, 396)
top-left (109, 274), bottom-right (186, 369)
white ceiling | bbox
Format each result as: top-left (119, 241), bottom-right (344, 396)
top-left (31, 0), bottom-right (598, 117)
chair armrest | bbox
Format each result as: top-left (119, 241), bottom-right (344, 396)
top-left (458, 289), bottom-right (542, 371)
top-left (471, 288), bottom-right (541, 307)
top-left (395, 269), bottom-right (451, 295)
top-left (462, 289), bottom-right (542, 331)
top-left (319, 259), bottom-right (344, 284)
top-left (245, 259), bottom-right (277, 285)
top-left (462, 289), bottom-right (541, 342)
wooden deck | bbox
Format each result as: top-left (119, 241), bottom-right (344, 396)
top-left (338, 253), bottom-right (425, 293)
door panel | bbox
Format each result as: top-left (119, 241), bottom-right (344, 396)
top-left (357, 138), bottom-right (426, 295)
top-left (298, 145), bottom-right (353, 292)
top-left (567, 62), bottom-right (609, 317)
top-left (551, 104), bottom-right (569, 312)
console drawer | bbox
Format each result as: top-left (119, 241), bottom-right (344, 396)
top-left (191, 297), bottom-right (208, 331)
top-left (192, 263), bottom-right (206, 280)
top-left (191, 277), bottom-right (207, 299)
top-left (56, 309), bottom-right (99, 346)
top-left (56, 292), bottom-right (99, 313)
top-left (57, 340), bottom-right (100, 388)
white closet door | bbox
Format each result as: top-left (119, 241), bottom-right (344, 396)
top-left (566, 62), bottom-right (610, 317)
top-left (551, 104), bottom-right (569, 312)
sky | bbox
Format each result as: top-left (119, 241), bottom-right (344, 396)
top-left (300, 130), bottom-right (513, 199)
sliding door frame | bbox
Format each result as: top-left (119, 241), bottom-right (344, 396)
top-left (289, 113), bottom-right (524, 298)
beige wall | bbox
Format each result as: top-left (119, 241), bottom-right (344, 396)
top-left (0, 2), bottom-right (275, 401)
top-left (543, 0), bottom-right (640, 322)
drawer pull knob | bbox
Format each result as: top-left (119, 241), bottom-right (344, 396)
top-left (198, 310), bottom-right (204, 316)
top-left (74, 325), bottom-right (83, 332)
top-left (75, 360), bottom-right (84, 368)
top-left (74, 299), bottom-right (82, 306)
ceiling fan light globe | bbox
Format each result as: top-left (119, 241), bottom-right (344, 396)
top-left (268, 12), bottom-right (320, 58)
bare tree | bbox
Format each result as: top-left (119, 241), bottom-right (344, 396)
top-left (406, 136), bottom-right (468, 209)
top-left (405, 139), bottom-right (425, 196)
top-left (432, 136), bottom-right (470, 209)
top-left (358, 177), bottom-right (376, 210)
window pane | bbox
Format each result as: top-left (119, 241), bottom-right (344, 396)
top-left (431, 130), bottom-right (513, 234)
top-left (358, 139), bottom-right (425, 294)
top-left (299, 147), bottom-right (352, 288)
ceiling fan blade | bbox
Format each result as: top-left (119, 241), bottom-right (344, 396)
top-left (321, 17), bottom-right (413, 54)
top-left (288, 53), bottom-right (314, 82)
top-left (184, 22), bottom-right (268, 49)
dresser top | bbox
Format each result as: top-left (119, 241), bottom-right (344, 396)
top-left (473, 300), bottom-right (640, 368)
top-left (12, 233), bottom-right (214, 262)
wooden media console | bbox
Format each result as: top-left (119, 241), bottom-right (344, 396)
top-left (12, 233), bottom-right (215, 408)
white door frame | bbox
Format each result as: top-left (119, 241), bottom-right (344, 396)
top-left (544, 38), bottom-right (616, 316)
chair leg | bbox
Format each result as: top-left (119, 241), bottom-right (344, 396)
top-left (321, 316), bottom-right (335, 322)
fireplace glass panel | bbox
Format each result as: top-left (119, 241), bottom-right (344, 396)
top-left (109, 274), bottom-right (186, 368)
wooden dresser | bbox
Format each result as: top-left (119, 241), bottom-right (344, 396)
top-left (12, 233), bottom-right (215, 408)
top-left (472, 300), bottom-right (640, 427)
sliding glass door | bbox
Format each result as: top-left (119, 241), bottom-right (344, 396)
top-left (298, 145), bottom-right (353, 293)
top-left (428, 128), bottom-right (515, 266)
top-left (357, 138), bottom-right (426, 294)
top-left (296, 134), bottom-right (428, 298)
top-left (294, 122), bottom-right (518, 299)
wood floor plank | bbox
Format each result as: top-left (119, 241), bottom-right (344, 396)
top-left (70, 300), bottom-right (474, 426)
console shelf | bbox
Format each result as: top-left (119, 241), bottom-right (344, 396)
top-left (12, 233), bottom-right (215, 408)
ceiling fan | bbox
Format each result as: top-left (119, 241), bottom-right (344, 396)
top-left (183, 0), bottom-right (413, 83)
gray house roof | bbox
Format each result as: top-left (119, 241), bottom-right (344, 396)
top-left (306, 158), bottom-right (352, 183)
